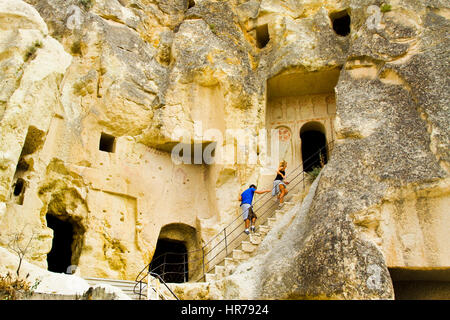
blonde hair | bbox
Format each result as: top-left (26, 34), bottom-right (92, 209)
top-left (279, 160), bottom-right (287, 168)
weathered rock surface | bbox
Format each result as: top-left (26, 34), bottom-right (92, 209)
top-left (0, 0), bottom-right (448, 300)
top-left (0, 246), bottom-right (131, 299)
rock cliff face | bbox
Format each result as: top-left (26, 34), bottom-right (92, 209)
top-left (0, 0), bottom-right (448, 299)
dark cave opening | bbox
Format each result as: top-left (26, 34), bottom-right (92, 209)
top-left (12, 178), bottom-right (25, 205)
top-left (46, 214), bottom-right (75, 274)
top-left (389, 268), bottom-right (450, 300)
top-left (256, 24), bottom-right (270, 49)
top-left (13, 178), bottom-right (25, 197)
top-left (149, 239), bottom-right (188, 283)
top-left (99, 132), bottom-right (116, 153)
top-left (300, 126), bottom-right (328, 172)
top-left (330, 10), bottom-right (351, 37)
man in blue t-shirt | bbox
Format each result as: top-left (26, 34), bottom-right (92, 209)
top-left (238, 184), bottom-right (271, 235)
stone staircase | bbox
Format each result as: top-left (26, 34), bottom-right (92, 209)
top-left (202, 192), bottom-right (304, 282)
top-left (83, 191), bottom-right (308, 299)
top-left (84, 277), bottom-right (141, 300)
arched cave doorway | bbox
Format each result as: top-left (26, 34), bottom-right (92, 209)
top-left (389, 268), bottom-right (450, 300)
top-left (150, 239), bottom-right (188, 283)
top-left (300, 122), bottom-right (328, 172)
top-left (149, 223), bottom-right (200, 283)
top-left (46, 214), bottom-right (75, 273)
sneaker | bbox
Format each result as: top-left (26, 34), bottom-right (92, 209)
top-left (278, 202), bottom-right (284, 208)
top-left (244, 229), bottom-right (250, 235)
top-left (250, 226), bottom-right (256, 233)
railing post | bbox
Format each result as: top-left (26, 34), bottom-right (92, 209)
top-left (183, 253), bottom-right (187, 283)
top-left (224, 228), bottom-right (228, 256)
top-left (202, 247), bottom-right (206, 281)
top-left (162, 254), bottom-right (166, 281)
top-left (147, 272), bottom-right (151, 300)
top-left (138, 280), bottom-right (141, 300)
top-left (303, 171), bottom-right (305, 189)
top-left (155, 276), bottom-right (161, 300)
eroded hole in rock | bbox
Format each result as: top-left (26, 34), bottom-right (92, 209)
top-left (46, 214), bottom-right (79, 273)
top-left (389, 268), bottom-right (450, 300)
top-left (300, 122), bottom-right (328, 172)
top-left (99, 132), bottom-right (116, 153)
top-left (12, 178), bottom-right (25, 205)
top-left (12, 126), bottom-right (45, 203)
top-left (256, 24), bottom-right (270, 48)
top-left (330, 10), bottom-right (351, 37)
top-left (13, 178), bottom-right (24, 196)
top-left (187, 0), bottom-right (195, 9)
top-left (149, 239), bottom-right (188, 283)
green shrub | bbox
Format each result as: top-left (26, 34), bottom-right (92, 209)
top-left (0, 273), bottom-right (41, 300)
top-left (307, 166), bottom-right (322, 182)
top-left (381, 3), bottom-right (392, 12)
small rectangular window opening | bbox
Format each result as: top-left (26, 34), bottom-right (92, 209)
top-left (256, 24), bottom-right (270, 49)
top-left (99, 132), bottom-right (116, 153)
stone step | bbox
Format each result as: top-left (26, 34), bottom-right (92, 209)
top-left (205, 273), bottom-right (216, 282)
top-left (267, 217), bottom-right (277, 227)
top-left (224, 257), bottom-right (238, 269)
top-left (249, 233), bottom-right (262, 244)
top-left (274, 209), bottom-right (285, 219)
top-left (199, 192), bottom-right (305, 284)
top-left (284, 201), bottom-right (295, 208)
top-left (292, 191), bottom-right (307, 202)
top-left (258, 224), bottom-right (271, 235)
top-left (276, 202), bottom-right (294, 211)
top-left (85, 277), bottom-right (136, 287)
top-left (232, 249), bottom-right (250, 260)
top-left (241, 240), bottom-right (257, 253)
top-left (219, 261), bottom-right (238, 274)
top-left (215, 265), bottom-right (227, 278)
top-left (84, 277), bottom-right (140, 300)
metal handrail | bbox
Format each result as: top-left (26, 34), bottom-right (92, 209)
top-left (198, 140), bottom-right (334, 276)
top-left (134, 140), bottom-right (334, 292)
top-left (133, 272), bottom-right (180, 300)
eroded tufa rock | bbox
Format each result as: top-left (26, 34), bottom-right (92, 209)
top-left (0, 0), bottom-right (448, 300)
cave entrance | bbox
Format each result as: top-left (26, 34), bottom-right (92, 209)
top-left (300, 122), bottom-right (328, 172)
top-left (330, 10), bottom-right (351, 37)
top-left (256, 24), bottom-right (270, 49)
top-left (46, 214), bottom-right (75, 273)
top-left (149, 239), bottom-right (188, 283)
top-left (389, 268), bottom-right (450, 300)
